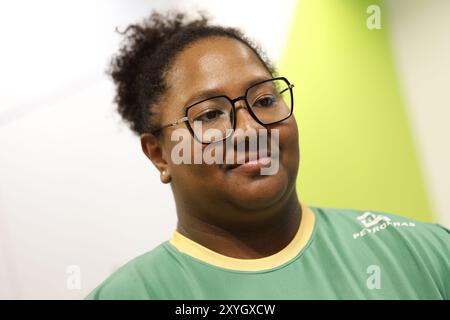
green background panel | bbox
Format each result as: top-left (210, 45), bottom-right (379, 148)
top-left (279, 0), bottom-right (433, 222)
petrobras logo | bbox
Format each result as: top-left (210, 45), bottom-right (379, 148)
top-left (353, 211), bottom-right (416, 239)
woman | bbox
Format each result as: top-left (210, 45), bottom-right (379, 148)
top-left (86, 11), bottom-right (449, 299)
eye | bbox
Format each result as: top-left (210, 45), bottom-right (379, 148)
top-left (195, 109), bottom-right (224, 122)
top-left (254, 95), bottom-right (277, 108)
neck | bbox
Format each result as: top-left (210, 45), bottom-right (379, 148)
top-left (175, 190), bottom-right (301, 259)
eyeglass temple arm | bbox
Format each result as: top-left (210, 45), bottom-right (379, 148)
top-left (152, 116), bottom-right (189, 134)
top-left (279, 83), bottom-right (294, 95)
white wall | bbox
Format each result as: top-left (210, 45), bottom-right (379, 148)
top-left (385, 0), bottom-right (450, 228)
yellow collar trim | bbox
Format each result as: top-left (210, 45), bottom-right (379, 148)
top-left (169, 202), bottom-right (316, 272)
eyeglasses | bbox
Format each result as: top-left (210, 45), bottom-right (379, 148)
top-left (151, 76), bottom-right (294, 144)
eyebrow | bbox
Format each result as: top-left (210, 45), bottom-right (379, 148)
top-left (182, 76), bottom-right (272, 111)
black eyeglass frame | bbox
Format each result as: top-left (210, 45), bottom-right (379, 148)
top-left (151, 76), bottom-right (294, 144)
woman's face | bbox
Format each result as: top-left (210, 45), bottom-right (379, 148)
top-left (144, 36), bottom-right (300, 222)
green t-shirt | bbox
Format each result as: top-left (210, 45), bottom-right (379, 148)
top-left (86, 204), bottom-right (449, 299)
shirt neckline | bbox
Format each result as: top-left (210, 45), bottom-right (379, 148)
top-left (168, 202), bottom-right (316, 272)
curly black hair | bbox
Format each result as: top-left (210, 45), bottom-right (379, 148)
top-left (108, 10), bottom-right (276, 135)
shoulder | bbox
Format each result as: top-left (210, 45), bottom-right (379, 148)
top-left (311, 205), bottom-right (449, 242)
top-left (310, 205), bottom-right (449, 269)
top-left (309, 206), bottom-right (449, 298)
top-left (85, 241), bottom-right (175, 300)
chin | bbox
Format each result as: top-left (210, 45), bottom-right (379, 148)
top-left (227, 174), bottom-right (289, 210)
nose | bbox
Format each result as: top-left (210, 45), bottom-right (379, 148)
top-left (230, 99), bottom-right (266, 146)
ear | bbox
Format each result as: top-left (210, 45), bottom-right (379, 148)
top-left (140, 133), bottom-right (171, 184)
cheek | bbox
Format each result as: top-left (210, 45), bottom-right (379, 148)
top-left (283, 118), bottom-right (299, 147)
top-left (268, 117), bottom-right (297, 146)
top-left (278, 119), bottom-right (300, 167)
top-left (163, 130), bottom-right (198, 165)
top-left (164, 132), bottom-right (221, 177)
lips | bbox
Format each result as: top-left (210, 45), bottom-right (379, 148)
top-left (224, 151), bottom-right (272, 171)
